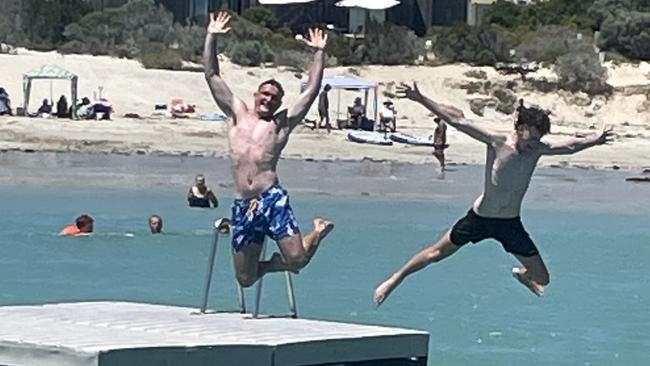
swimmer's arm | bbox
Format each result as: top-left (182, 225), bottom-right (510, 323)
top-left (541, 126), bottom-right (614, 155)
top-left (187, 187), bottom-right (194, 201)
top-left (203, 33), bottom-right (246, 120)
top-left (287, 28), bottom-right (327, 130)
top-left (208, 191), bottom-right (219, 208)
top-left (397, 82), bottom-right (497, 144)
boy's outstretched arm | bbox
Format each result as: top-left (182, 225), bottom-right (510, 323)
top-left (397, 82), bottom-right (499, 144)
top-left (540, 126), bottom-right (614, 155)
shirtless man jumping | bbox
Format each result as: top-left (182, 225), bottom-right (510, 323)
top-left (375, 84), bottom-right (614, 304)
top-left (204, 12), bottom-right (334, 288)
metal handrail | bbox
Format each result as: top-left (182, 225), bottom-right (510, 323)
top-left (199, 218), bottom-right (298, 318)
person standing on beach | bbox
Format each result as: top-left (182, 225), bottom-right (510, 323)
top-left (374, 85), bottom-right (614, 304)
top-left (317, 83), bottom-right (332, 133)
top-left (432, 104), bottom-right (463, 171)
top-left (203, 12), bottom-right (334, 288)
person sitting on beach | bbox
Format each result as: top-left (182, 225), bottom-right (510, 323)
top-left (203, 12), bottom-right (334, 288)
top-left (0, 87), bottom-right (12, 116)
top-left (347, 97), bottom-right (365, 129)
top-left (316, 84), bottom-right (332, 133)
top-left (60, 214), bottom-right (94, 236)
top-left (37, 99), bottom-right (52, 116)
top-left (91, 98), bottom-right (112, 120)
top-left (187, 174), bottom-right (219, 208)
top-left (374, 85), bottom-right (614, 305)
top-left (378, 100), bottom-right (397, 132)
top-left (76, 97), bottom-right (94, 119)
top-left (432, 104), bottom-right (463, 171)
top-left (56, 95), bottom-right (69, 118)
top-left (149, 214), bottom-right (163, 234)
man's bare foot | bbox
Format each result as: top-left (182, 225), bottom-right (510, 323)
top-left (512, 267), bottom-right (545, 297)
top-left (374, 274), bottom-right (402, 306)
top-left (314, 218), bottom-right (335, 241)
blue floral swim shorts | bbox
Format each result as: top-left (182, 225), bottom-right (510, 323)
top-left (231, 184), bottom-right (300, 252)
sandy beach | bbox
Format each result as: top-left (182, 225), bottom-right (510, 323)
top-left (1, 50), bottom-right (649, 171)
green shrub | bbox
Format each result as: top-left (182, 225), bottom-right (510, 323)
top-left (138, 43), bottom-right (183, 70)
top-left (229, 40), bottom-right (273, 66)
top-left (555, 40), bottom-right (612, 95)
top-left (515, 25), bottom-right (585, 64)
top-left (464, 69), bottom-right (488, 79)
top-left (242, 6), bottom-right (280, 31)
top-left (363, 21), bottom-right (421, 65)
top-left (428, 24), bottom-right (510, 65)
top-left (273, 49), bottom-right (312, 71)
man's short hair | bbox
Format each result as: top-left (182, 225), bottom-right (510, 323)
top-left (258, 79), bottom-right (285, 98)
top-left (323, 84), bottom-right (332, 92)
top-left (515, 99), bottom-right (550, 136)
top-left (75, 214), bottom-right (94, 229)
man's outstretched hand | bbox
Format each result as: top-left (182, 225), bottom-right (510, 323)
top-left (595, 125), bottom-right (615, 145)
top-left (208, 11), bottom-right (231, 34)
top-left (396, 82), bottom-right (423, 101)
top-left (301, 27), bottom-right (327, 50)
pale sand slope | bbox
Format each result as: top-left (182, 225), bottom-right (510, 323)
top-left (0, 50), bottom-right (649, 170)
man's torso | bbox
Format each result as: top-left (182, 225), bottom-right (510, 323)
top-left (229, 111), bottom-right (291, 199)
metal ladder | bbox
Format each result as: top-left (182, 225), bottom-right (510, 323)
top-left (198, 218), bottom-right (298, 318)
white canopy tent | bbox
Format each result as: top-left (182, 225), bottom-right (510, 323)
top-left (22, 65), bottom-right (78, 118)
top-left (302, 75), bottom-right (378, 122)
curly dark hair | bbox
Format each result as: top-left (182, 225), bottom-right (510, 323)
top-left (515, 99), bottom-right (550, 136)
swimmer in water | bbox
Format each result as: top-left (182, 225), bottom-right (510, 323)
top-left (60, 214), bottom-right (94, 236)
top-left (203, 12), bottom-right (334, 287)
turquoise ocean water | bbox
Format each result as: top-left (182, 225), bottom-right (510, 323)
top-left (1, 170), bottom-right (649, 365)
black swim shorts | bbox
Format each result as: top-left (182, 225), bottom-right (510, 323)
top-left (449, 209), bottom-right (539, 257)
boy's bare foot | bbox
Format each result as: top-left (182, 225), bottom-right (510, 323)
top-left (314, 218), bottom-right (334, 241)
top-left (512, 267), bottom-right (545, 297)
top-left (374, 274), bottom-right (402, 306)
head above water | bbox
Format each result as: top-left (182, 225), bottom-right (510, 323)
top-left (75, 214), bottom-right (94, 233)
top-left (195, 174), bottom-right (206, 187)
top-left (254, 79), bottom-right (284, 119)
top-left (514, 99), bottom-right (550, 141)
top-left (149, 214), bottom-right (163, 234)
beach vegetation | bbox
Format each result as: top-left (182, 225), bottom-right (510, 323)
top-left (464, 70), bottom-right (488, 80)
top-left (592, 3), bottom-right (650, 60)
top-left (427, 25), bottom-right (508, 66)
top-left (138, 42), bottom-right (183, 70)
top-left (514, 25), bottom-right (587, 65)
top-left (229, 40), bottom-right (274, 66)
top-left (493, 87), bottom-right (518, 114)
top-left (555, 40), bottom-right (612, 95)
top-left (362, 21), bottom-right (421, 65)
top-left (242, 6), bottom-right (280, 31)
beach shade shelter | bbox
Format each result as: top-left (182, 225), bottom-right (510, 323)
top-left (22, 64), bottom-right (78, 119)
top-left (302, 75), bottom-right (378, 122)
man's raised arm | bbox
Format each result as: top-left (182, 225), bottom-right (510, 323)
top-left (203, 12), bottom-right (245, 118)
top-left (396, 82), bottom-right (499, 144)
top-left (286, 28), bottom-right (327, 128)
top-left (541, 126), bottom-right (614, 155)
